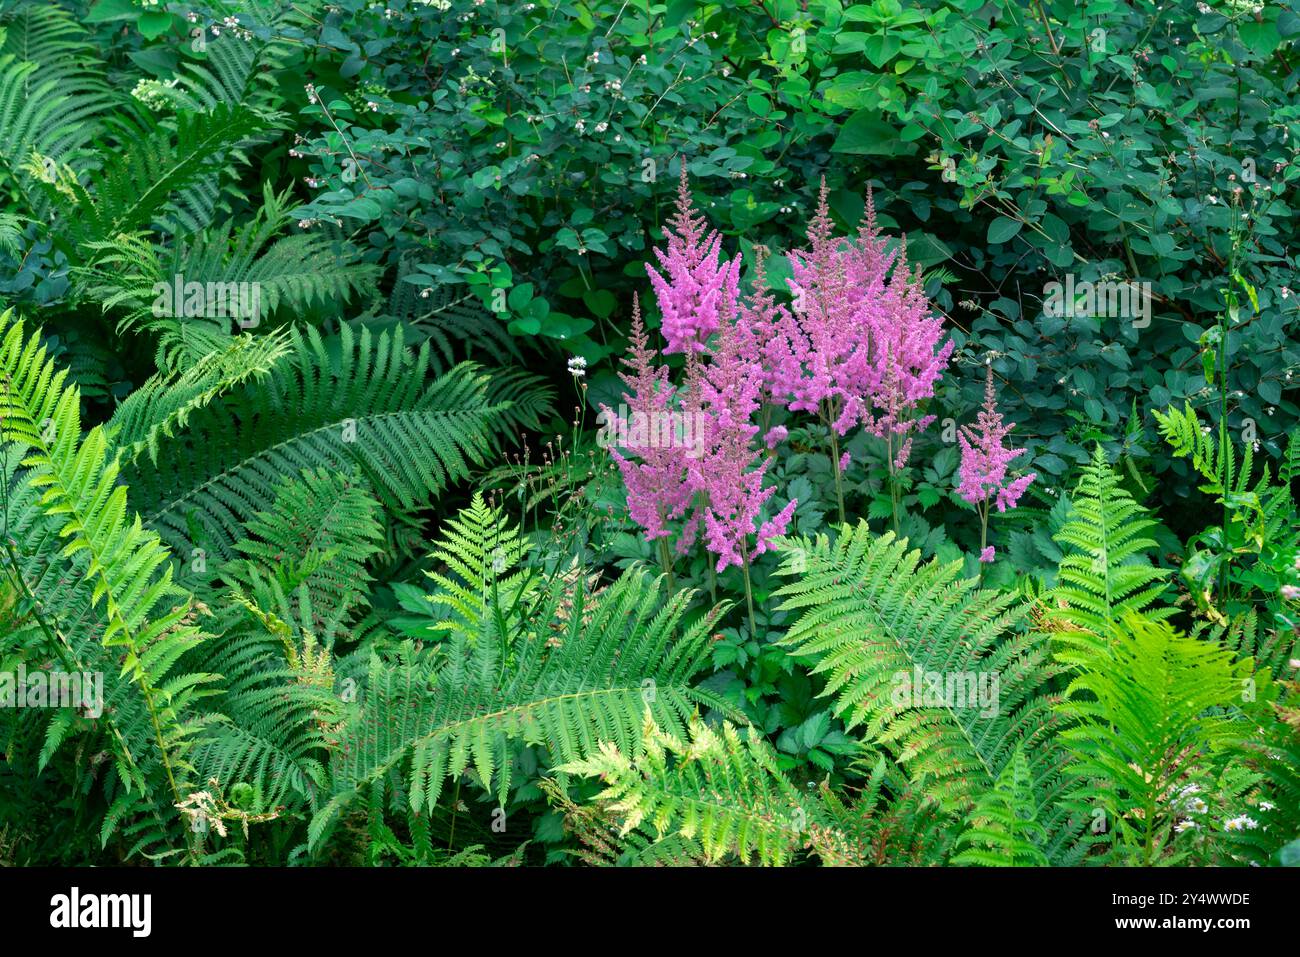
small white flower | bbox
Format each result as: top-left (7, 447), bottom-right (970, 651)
top-left (567, 356), bottom-right (587, 378)
top-left (1175, 820), bottom-right (1198, 833)
top-left (1223, 815), bottom-right (1258, 832)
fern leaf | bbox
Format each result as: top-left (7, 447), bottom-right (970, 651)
top-left (1049, 445), bottom-right (1172, 640)
top-left (774, 523), bottom-right (1064, 813)
top-left (559, 712), bottom-right (816, 866)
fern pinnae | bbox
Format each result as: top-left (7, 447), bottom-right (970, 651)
top-left (0, 311), bottom-right (213, 852)
top-left (774, 522), bottom-right (1064, 817)
top-left (1047, 445), bottom-right (1171, 644)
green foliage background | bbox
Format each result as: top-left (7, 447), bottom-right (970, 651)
top-left (0, 0), bottom-right (1296, 868)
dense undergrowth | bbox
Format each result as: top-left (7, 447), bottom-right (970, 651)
top-left (0, 0), bottom-right (1297, 866)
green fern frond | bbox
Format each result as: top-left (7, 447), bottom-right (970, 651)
top-left (774, 523), bottom-right (1065, 813)
top-left (49, 103), bottom-right (274, 257)
top-left (1057, 613), bottom-right (1263, 865)
top-left (0, 310), bottom-right (212, 852)
top-left (559, 712), bottom-right (816, 866)
top-left (1154, 401), bottom-right (1252, 496)
top-left (224, 468), bottom-right (385, 628)
top-left (187, 603), bottom-right (341, 818)
top-left (106, 331), bottom-right (292, 466)
top-left (78, 184), bottom-right (378, 334)
top-left (1049, 445), bottom-right (1172, 641)
top-left (808, 754), bottom-right (956, 866)
top-left (425, 492), bottom-right (533, 641)
top-left (951, 746), bottom-right (1050, 866)
top-left (538, 776), bottom-right (709, 866)
top-left (0, 53), bottom-right (113, 220)
top-left (309, 563), bottom-right (733, 853)
top-left (0, 2), bottom-right (106, 85)
top-left (123, 324), bottom-right (508, 562)
top-left (1190, 610), bottom-right (1298, 683)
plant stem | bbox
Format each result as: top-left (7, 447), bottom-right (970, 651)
top-left (887, 433), bottom-right (900, 534)
top-left (824, 403), bottom-right (846, 524)
top-left (978, 502), bottom-right (989, 584)
top-left (657, 535), bottom-right (675, 595)
top-left (740, 543), bottom-right (757, 637)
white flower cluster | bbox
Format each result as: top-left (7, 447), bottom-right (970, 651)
top-left (219, 16), bottom-right (255, 41)
top-left (567, 356), bottom-right (587, 379)
top-left (130, 77), bottom-right (180, 112)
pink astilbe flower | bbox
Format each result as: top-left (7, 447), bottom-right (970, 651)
top-left (763, 425), bottom-right (788, 449)
top-left (957, 366), bottom-right (1035, 569)
top-left (686, 306), bottom-right (796, 573)
top-left (779, 184), bottom-right (953, 469)
top-left (736, 246), bottom-right (810, 406)
top-left (957, 366), bottom-right (1036, 512)
top-left (601, 296), bottom-right (698, 550)
top-left (646, 165), bottom-right (741, 355)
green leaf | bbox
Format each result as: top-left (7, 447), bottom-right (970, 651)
top-left (987, 217), bottom-right (1022, 244)
top-left (1239, 20), bottom-right (1281, 59)
top-left (831, 111), bottom-right (907, 156)
top-left (85, 0), bottom-right (139, 22)
top-left (137, 10), bottom-right (174, 39)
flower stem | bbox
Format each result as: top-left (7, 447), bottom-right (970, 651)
top-left (887, 433), bottom-right (901, 534)
top-left (824, 404), bottom-right (846, 525)
top-left (978, 502), bottom-right (989, 584)
top-left (740, 543), bottom-right (757, 637)
top-left (657, 536), bottom-right (675, 595)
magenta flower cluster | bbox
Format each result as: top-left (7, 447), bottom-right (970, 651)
top-left (957, 366), bottom-right (1036, 562)
top-left (604, 296), bottom-right (698, 547)
top-left (607, 169), bottom-right (952, 572)
top-left (752, 181), bottom-right (954, 471)
top-left (646, 173), bottom-right (741, 356)
top-left (956, 366), bottom-right (1036, 512)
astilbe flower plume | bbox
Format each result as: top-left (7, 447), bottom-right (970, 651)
top-left (646, 165), bottom-right (741, 355)
top-left (686, 302), bottom-right (797, 575)
top-left (600, 296), bottom-right (697, 550)
top-left (782, 182), bottom-right (953, 465)
top-left (957, 365), bottom-right (1036, 562)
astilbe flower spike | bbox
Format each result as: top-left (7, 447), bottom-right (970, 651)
top-left (781, 180), bottom-right (953, 523)
top-left (687, 299), bottom-right (796, 576)
top-left (646, 164), bottom-right (742, 355)
top-left (957, 365), bottom-right (1036, 562)
top-left (600, 295), bottom-right (697, 551)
